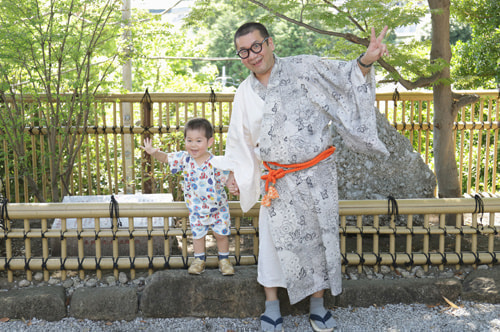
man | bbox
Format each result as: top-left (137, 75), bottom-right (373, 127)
top-left (212, 22), bottom-right (389, 332)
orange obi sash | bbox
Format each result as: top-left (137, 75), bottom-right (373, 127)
top-left (260, 146), bottom-right (336, 207)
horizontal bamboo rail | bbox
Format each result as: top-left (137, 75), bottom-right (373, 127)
top-left (0, 197), bottom-right (498, 282)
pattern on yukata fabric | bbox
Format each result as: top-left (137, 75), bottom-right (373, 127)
top-left (168, 151), bottom-right (231, 238)
top-left (256, 55), bottom-right (388, 304)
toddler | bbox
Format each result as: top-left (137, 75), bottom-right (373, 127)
top-left (140, 118), bottom-right (234, 275)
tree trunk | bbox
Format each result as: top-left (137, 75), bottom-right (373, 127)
top-left (428, 0), bottom-right (461, 199)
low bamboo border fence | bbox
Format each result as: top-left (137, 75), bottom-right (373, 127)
top-left (0, 196), bottom-right (498, 282)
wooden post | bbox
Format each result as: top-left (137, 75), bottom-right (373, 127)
top-left (141, 89), bottom-right (153, 194)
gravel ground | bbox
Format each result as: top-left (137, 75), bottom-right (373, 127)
top-left (0, 301), bottom-right (499, 331)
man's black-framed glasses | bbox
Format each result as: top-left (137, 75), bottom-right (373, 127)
top-left (236, 37), bottom-right (269, 59)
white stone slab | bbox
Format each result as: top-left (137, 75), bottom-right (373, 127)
top-left (51, 194), bottom-right (175, 230)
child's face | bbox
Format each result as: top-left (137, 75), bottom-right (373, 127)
top-left (184, 128), bottom-right (214, 160)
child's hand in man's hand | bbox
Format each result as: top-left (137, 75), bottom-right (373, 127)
top-left (140, 137), bottom-right (160, 155)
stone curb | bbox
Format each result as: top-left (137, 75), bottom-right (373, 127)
top-left (0, 265), bottom-right (498, 321)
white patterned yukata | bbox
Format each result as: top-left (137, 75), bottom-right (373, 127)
top-left (212, 55), bottom-right (389, 304)
top-left (168, 151), bottom-right (231, 239)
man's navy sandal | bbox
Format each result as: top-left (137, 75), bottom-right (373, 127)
top-left (260, 314), bottom-right (284, 332)
top-left (309, 310), bottom-right (337, 332)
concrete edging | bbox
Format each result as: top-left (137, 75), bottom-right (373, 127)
top-left (0, 265), bottom-right (498, 321)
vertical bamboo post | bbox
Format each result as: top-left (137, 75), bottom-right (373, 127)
top-left (85, 134), bottom-right (92, 195)
top-left (181, 217), bottom-right (188, 267)
top-left (95, 217), bottom-right (102, 280)
top-left (147, 216), bottom-right (154, 276)
top-left (475, 100), bottom-right (484, 193)
top-left (417, 101), bottom-right (423, 161)
top-left (482, 99), bottom-right (492, 192)
top-left (103, 105), bottom-right (113, 195)
top-left (373, 215), bottom-right (379, 273)
top-left (31, 132), bottom-right (38, 202)
top-left (425, 101), bottom-right (431, 165)
top-left (253, 216), bottom-right (259, 262)
top-left (113, 102), bottom-right (119, 195)
top-left (41, 218), bottom-right (49, 281)
top-left (492, 100), bottom-right (499, 194)
top-left (406, 214), bottom-right (413, 271)
top-left (423, 214), bottom-right (429, 272)
top-left (356, 215), bottom-right (363, 273)
top-left (340, 215), bottom-right (346, 273)
top-left (3, 140), bottom-right (10, 202)
top-left (455, 213), bottom-right (462, 270)
top-left (77, 217), bottom-right (85, 280)
top-left (471, 212), bottom-right (478, 269)
top-left (459, 105), bottom-right (466, 192)
top-left (24, 218), bottom-right (32, 281)
top-left (94, 107), bottom-right (101, 196)
top-left (234, 216), bottom-right (241, 265)
top-left (141, 90), bottom-right (153, 194)
top-left (128, 217), bottom-right (135, 280)
top-left (60, 218), bottom-right (67, 281)
top-left (488, 212), bottom-right (495, 267)
top-left (5, 215), bottom-right (12, 282)
top-left (438, 213), bottom-right (445, 271)
top-left (388, 202), bottom-right (396, 271)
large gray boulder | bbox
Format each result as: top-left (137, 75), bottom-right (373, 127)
top-left (333, 109), bottom-right (436, 201)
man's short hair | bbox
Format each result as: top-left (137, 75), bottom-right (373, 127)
top-left (234, 22), bottom-right (270, 47)
top-left (184, 118), bottom-right (214, 139)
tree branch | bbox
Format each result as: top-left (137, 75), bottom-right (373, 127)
top-left (452, 92), bottom-right (480, 110)
top-left (322, 0), bottom-right (366, 32)
top-left (247, 0), bottom-right (368, 44)
top-left (246, 0), bottom-right (439, 90)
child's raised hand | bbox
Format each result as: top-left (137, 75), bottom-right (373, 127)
top-left (140, 137), bottom-right (160, 155)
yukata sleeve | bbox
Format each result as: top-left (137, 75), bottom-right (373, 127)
top-left (211, 84), bottom-right (262, 213)
top-left (167, 151), bottom-right (187, 174)
top-left (315, 57), bottom-right (389, 157)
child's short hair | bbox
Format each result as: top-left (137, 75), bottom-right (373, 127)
top-left (184, 118), bottom-right (214, 140)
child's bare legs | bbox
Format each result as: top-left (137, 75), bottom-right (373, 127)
top-left (193, 237), bottom-right (206, 256)
top-left (213, 232), bottom-right (229, 253)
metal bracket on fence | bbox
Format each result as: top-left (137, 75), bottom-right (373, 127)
top-left (392, 87), bottom-right (400, 102)
top-left (387, 196), bottom-right (399, 219)
top-left (0, 198), bottom-right (9, 231)
top-left (109, 195), bottom-right (121, 229)
top-left (473, 194), bottom-right (484, 228)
